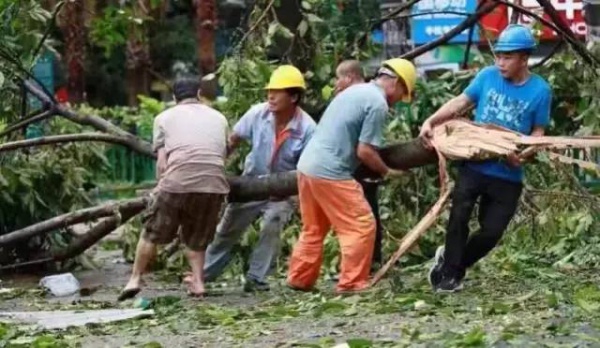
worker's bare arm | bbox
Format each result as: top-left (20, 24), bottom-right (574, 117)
top-left (357, 142), bottom-right (388, 177)
top-left (156, 147), bottom-right (167, 180)
top-left (419, 94), bottom-right (474, 139)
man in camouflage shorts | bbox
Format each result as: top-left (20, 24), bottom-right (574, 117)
top-left (118, 77), bottom-right (229, 300)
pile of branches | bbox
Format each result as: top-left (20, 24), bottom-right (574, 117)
top-left (1, 0), bottom-right (599, 280)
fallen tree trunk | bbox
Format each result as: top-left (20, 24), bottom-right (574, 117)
top-left (0, 208), bottom-right (142, 271)
top-left (228, 137), bottom-right (437, 202)
top-left (53, 208), bottom-right (142, 261)
top-left (0, 198), bottom-right (148, 247)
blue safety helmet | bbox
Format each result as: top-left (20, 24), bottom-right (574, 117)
top-left (493, 24), bottom-right (537, 53)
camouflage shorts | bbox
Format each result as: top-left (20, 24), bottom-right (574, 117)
top-left (142, 191), bottom-right (225, 251)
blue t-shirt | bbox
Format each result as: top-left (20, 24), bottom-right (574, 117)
top-left (463, 66), bottom-right (552, 183)
top-left (297, 82), bottom-right (388, 180)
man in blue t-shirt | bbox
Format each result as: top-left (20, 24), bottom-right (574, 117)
top-left (419, 24), bottom-right (553, 293)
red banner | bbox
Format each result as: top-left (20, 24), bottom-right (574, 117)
top-left (478, 0), bottom-right (586, 41)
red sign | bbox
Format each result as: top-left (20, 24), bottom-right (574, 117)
top-left (478, 0), bottom-right (586, 41)
top-left (479, 4), bottom-right (509, 40)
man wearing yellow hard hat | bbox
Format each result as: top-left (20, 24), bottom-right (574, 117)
top-left (202, 65), bottom-right (316, 292)
top-left (287, 58), bottom-right (418, 294)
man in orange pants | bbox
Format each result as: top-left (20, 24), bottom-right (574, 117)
top-left (287, 59), bottom-right (418, 293)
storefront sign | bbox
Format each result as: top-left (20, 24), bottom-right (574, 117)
top-left (517, 0), bottom-right (586, 39)
top-left (481, 0), bottom-right (586, 40)
top-left (411, 0), bottom-right (479, 44)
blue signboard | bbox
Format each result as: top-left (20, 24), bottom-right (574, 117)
top-left (411, 0), bottom-right (479, 45)
top-left (27, 51), bottom-right (55, 112)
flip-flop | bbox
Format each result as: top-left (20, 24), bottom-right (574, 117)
top-left (117, 288), bottom-right (140, 302)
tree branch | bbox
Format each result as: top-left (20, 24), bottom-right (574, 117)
top-left (495, 0), bottom-right (600, 68)
top-left (22, 80), bottom-right (154, 157)
top-left (0, 47), bottom-right (58, 104)
top-left (0, 208), bottom-right (142, 271)
top-left (54, 208), bottom-right (142, 261)
top-left (0, 133), bottom-right (149, 153)
top-left (32, 1), bottom-right (66, 59)
top-left (534, 0), bottom-right (598, 67)
top-left (0, 198), bottom-right (148, 247)
top-left (0, 109), bottom-right (55, 138)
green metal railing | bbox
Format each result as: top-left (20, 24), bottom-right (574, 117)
top-left (94, 146), bottom-right (156, 200)
top-left (105, 146), bottom-right (156, 184)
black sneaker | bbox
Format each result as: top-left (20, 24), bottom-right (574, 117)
top-left (243, 278), bottom-right (270, 292)
top-left (435, 274), bottom-right (464, 293)
top-left (428, 246), bottom-right (445, 288)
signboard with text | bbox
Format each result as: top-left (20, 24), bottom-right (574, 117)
top-left (479, 0), bottom-right (586, 41)
top-left (514, 0), bottom-right (586, 39)
top-left (411, 0), bottom-right (479, 44)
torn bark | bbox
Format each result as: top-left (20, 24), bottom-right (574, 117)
top-left (371, 188), bottom-right (452, 286)
top-left (371, 142), bottom-right (451, 285)
top-left (0, 198), bottom-right (148, 247)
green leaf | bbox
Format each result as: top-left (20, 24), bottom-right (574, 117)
top-left (301, 1), bottom-right (312, 10)
top-left (0, 71), bottom-right (4, 88)
top-left (298, 20), bottom-right (308, 38)
top-left (278, 25), bottom-right (295, 39)
top-left (306, 13), bottom-right (324, 23)
top-left (267, 22), bottom-right (279, 38)
top-left (321, 85), bottom-right (333, 100)
top-left (346, 338), bottom-right (373, 348)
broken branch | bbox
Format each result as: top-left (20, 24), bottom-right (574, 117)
top-left (0, 198), bottom-right (148, 247)
top-left (54, 208), bottom-right (142, 261)
top-left (0, 133), bottom-right (148, 153)
top-left (22, 80), bottom-right (154, 157)
top-left (0, 109), bottom-right (55, 138)
top-left (0, 208), bottom-right (142, 271)
top-left (534, 0), bottom-right (599, 67)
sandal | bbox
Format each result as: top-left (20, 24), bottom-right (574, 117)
top-left (117, 288), bottom-right (141, 302)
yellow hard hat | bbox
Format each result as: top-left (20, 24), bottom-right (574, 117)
top-left (381, 58), bottom-right (417, 103)
top-left (265, 65), bottom-right (306, 90)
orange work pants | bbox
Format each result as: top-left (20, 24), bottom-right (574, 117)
top-left (287, 172), bottom-right (376, 292)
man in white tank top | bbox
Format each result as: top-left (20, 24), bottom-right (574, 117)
top-left (119, 77), bottom-right (229, 300)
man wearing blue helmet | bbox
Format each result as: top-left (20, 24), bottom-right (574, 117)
top-left (419, 24), bottom-right (553, 293)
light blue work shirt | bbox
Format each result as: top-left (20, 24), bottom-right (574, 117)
top-left (463, 66), bottom-right (552, 183)
top-left (297, 82), bottom-right (389, 180)
top-left (233, 102), bottom-right (316, 176)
